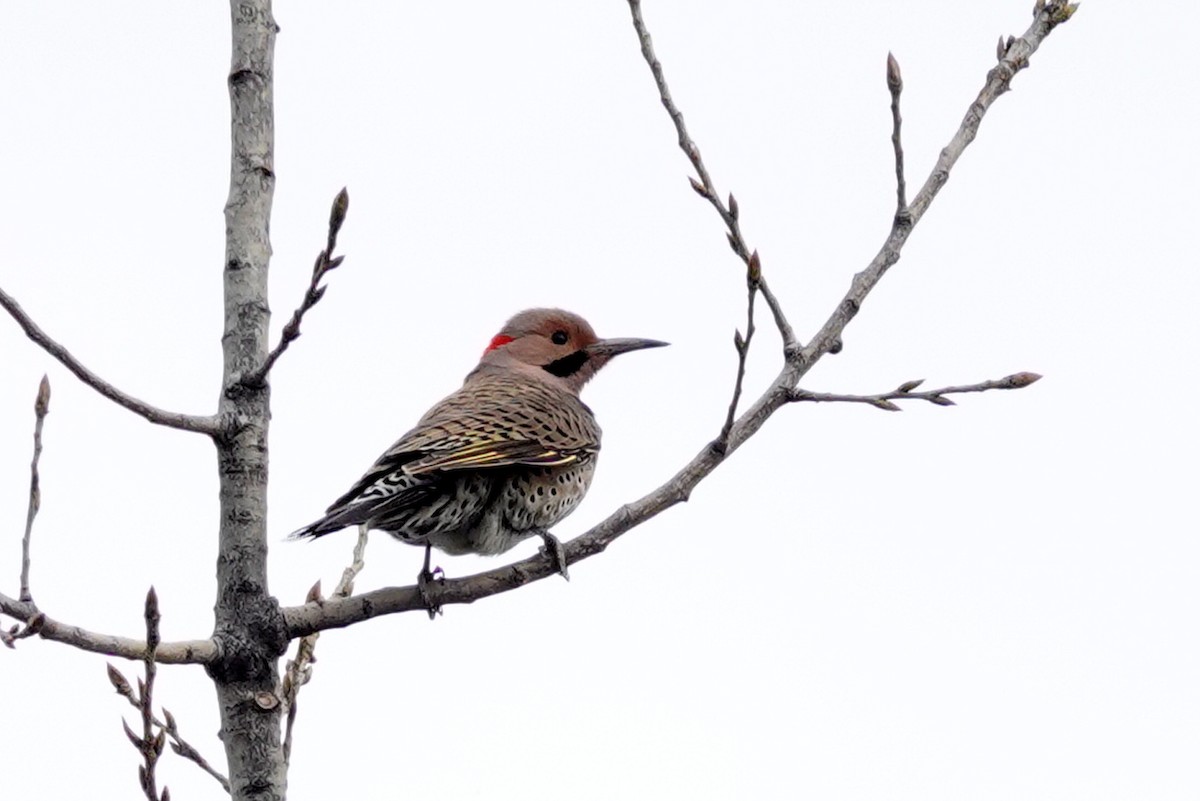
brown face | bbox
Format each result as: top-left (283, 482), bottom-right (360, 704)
top-left (484, 309), bottom-right (599, 373)
top-left (481, 308), bottom-right (667, 388)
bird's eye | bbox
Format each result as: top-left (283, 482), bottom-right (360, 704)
top-left (550, 330), bottom-right (569, 345)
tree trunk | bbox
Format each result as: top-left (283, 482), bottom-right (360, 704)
top-left (208, 2), bottom-right (289, 799)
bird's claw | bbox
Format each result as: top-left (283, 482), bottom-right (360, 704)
top-left (537, 531), bottom-right (570, 582)
top-left (417, 568), bottom-right (444, 620)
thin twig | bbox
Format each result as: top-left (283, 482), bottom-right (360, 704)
top-left (627, 0), bottom-right (797, 439)
top-left (137, 587), bottom-right (165, 801)
top-left (107, 660), bottom-right (231, 794)
top-left (886, 52), bottom-right (908, 218)
top-left (282, 523), bottom-right (369, 764)
top-left (718, 255), bottom-right (759, 445)
top-left (0, 288), bottom-right (219, 436)
top-left (111, 590), bottom-right (168, 801)
top-left (163, 709), bottom-right (231, 794)
top-left (2, 380), bottom-right (212, 662)
top-left (242, 188), bottom-right (350, 388)
top-left (20, 375), bottom-right (50, 603)
top-left (281, 619), bottom-right (317, 766)
top-left (282, 1), bottom-right (1074, 637)
top-left (790, 372), bottom-right (1042, 411)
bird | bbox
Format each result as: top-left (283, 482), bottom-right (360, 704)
top-left (290, 308), bottom-right (667, 609)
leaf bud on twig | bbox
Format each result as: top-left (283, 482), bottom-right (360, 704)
top-left (886, 52), bottom-right (903, 92)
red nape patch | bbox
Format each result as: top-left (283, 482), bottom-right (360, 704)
top-left (483, 334), bottom-right (514, 355)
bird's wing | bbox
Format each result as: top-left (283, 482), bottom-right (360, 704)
top-left (408, 437), bottom-right (583, 474)
top-left (391, 378), bottom-right (601, 475)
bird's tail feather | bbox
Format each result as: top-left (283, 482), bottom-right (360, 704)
top-left (288, 488), bottom-right (431, 541)
top-left (289, 506), bottom-right (369, 540)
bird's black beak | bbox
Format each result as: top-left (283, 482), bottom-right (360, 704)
top-left (585, 337), bottom-right (670, 359)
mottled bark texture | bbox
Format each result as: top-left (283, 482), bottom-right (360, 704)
top-left (209, 2), bottom-right (289, 800)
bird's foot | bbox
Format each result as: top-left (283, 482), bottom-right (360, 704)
top-left (417, 546), bottom-right (444, 620)
top-left (417, 567), bottom-right (444, 620)
top-left (536, 530), bottom-right (570, 581)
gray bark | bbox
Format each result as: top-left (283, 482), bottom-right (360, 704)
top-left (208, 2), bottom-right (289, 799)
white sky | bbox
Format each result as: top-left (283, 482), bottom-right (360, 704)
top-left (1, 2), bottom-right (1197, 799)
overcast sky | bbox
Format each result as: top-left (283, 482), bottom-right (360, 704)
top-left (2, 2), bottom-right (1197, 799)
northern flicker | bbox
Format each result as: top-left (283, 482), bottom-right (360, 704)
top-left (290, 308), bottom-right (666, 595)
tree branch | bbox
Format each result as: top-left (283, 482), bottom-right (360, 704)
top-left (107, 624), bottom-right (232, 795)
top-left (790, 372), bottom-right (1042, 411)
top-left (281, 524), bottom-right (369, 765)
top-left (0, 590), bottom-right (215, 663)
top-left (797, 1), bottom-right (1076, 368)
top-left (241, 188), bottom-right (349, 389)
top-left (886, 52), bottom-right (908, 219)
top-left (719, 253), bottom-right (759, 445)
top-left (0, 287), bottom-right (220, 436)
top-left (282, 0), bottom-right (1076, 638)
top-left (162, 709), bottom-right (232, 794)
top-left (20, 375), bottom-right (50, 603)
top-left (628, 0), bottom-right (797, 443)
top-left (1, 372), bottom-right (214, 664)
top-left (134, 588), bottom-right (166, 801)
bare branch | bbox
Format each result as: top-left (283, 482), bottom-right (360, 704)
top-left (136, 587), bottom-right (164, 801)
top-left (242, 188), bottom-right (350, 388)
top-left (20, 376), bottom-right (50, 603)
top-left (283, 2), bottom-right (1075, 638)
top-left (2, 380), bottom-right (214, 663)
top-left (790, 372), bottom-right (1042, 410)
top-left (108, 591), bottom-right (168, 801)
top-left (281, 633), bottom-right (315, 766)
top-left (0, 287), bottom-right (220, 436)
top-left (282, 523), bottom-right (369, 764)
top-left (798, 3), bottom-right (1076, 367)
top-left (627, 0), bottom-right (793, 344)
top-left (886, 52), bottom-right (908, 219)
top-left (164, 710), bottom-right (232, 794)
top-left (108, 663), bottom-right (231, 794)
top-left (627, 0), bottom-right (797, 441)
top-left (639, 13), bottom-right (754, 274)
top-left (0, 590), bottom-right (215, 663)
top-left (718, 254), bottom-right (759, 446)
top-left (5, 420), bottom-right (213, 664)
